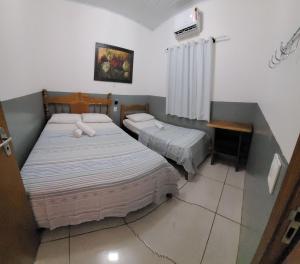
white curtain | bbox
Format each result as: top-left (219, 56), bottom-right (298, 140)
top-left (166, 38), bottom-right (214, 121)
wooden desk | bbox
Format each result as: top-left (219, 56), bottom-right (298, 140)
top-left (208, 120), bottom-right (253, 171)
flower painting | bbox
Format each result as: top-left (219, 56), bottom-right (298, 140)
top-left (94, 43), bottom-right (134, 83)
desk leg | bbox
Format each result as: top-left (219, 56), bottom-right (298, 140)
top-left (236, 133), bottom-right (242, 171)
top-left (211, 152), bottom-right (215, 165)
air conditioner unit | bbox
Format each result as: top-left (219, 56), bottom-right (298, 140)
top-left (174, 7), bottom-right (201, 40)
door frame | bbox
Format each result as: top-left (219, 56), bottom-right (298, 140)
top-left (252, 134), bottom-right (300, 263)
top-left (0, 103), bottom-right (40, 263)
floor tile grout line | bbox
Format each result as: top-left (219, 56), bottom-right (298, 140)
top-left (174, 196), bottom-right (215, 214)
top-left (236, 172), bottom-right (246, 264)
top-left (70, 223), bottom-right (127, 239)
top-left (68, 226), bottom-right (70, 264)
top-left (216, 213), bottom-right (242, 226)
top-left (174, 196), bottom-right (242, 226)
top-left (200, 166), bottom-right (230, 264)
top-left (225, 182), bottom-right (245, 191)
top-left (178, 180), bottom-right (188, 190)
top-left (124, 218), bottom-right (177, 264)
top-left (216, 166), bottom-right (230, 215)
top-left (197, 172), bottom-right (227, 184)
top-left (199, 211), bottom-right (217, 264)
top-left (222, 166), bottom-right (244, 264)
top-left (198, 166), bottom-right (246, 186)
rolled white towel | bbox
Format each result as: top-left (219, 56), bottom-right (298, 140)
top-left (155, 121), bottom-right (164, 129)
top-left (76, 121), bottom-right (96, 137)
top-left (73, 128), bottom-right (83, 138)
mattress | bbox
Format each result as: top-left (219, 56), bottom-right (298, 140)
top-left (123, 119), bottom-right (210, 178)
top-left (123, 119), bottom-right (156, 135)
top-left (21, 122), bottom-right (179, 229)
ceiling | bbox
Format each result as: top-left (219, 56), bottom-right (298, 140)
top-left (69, 0), bottom-right (199, 29)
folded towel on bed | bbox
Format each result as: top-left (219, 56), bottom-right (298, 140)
top-left (76, 121), bottom-right (96, 137)
top-left (73, 128), bottom-right (83, 138)
top-left (155, 121), bottom-right (164, 129)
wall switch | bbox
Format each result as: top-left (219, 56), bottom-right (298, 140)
top-left (267, 153), bottom-right (282, 194)
top-left (113, 106), bottom-right (118, 112)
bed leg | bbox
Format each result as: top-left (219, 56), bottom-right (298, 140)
top-left (166, 193), bottom-right (173, 199)
top-left (187, 173), bottom-right (195, 182)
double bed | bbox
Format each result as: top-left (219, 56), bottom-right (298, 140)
top-left (20, 91), bottom-right (179, 230)
top-left (121, 104), bottom-right (210, 180)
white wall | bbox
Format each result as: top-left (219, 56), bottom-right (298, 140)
top-left (149, 0), bottom-right (300, 161)
top-left (258, 0), bottom-right (300, 161)
top-left (0, 0), bottom-right (152, 101)
top-left (1, 0), bottom-right (299, 161)
top-left (148, 0), bottom-right (267, 102)
top-left (0, 0), bottom-right (44, 100)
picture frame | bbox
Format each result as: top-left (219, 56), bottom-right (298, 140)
top-left (94, 43), bottom-right (134, 83)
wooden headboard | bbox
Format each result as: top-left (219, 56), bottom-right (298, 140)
top-left (120, 103), bottom-right (149, 126)
top-left (42, 89), bottom-right (112, 120)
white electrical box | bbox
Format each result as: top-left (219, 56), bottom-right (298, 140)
top-left (267, 153), bottom-right (282, 194)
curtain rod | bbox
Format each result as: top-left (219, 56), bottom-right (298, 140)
top-left (165, 35), bottom-right (230, 51)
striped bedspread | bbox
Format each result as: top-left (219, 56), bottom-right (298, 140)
top-left (21, 122), bottom-right (179, 229)
top-left (139, 123), bottom-right (210, 176)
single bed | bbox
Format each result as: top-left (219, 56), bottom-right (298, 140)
top-left (20, 91), bottom-right (179, 230)
top-left (121, 104), bottom-right (210, 181)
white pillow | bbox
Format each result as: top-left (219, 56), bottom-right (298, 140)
top-left (49, 113), bottom-right (81, 124)
top-left (126, 113), bottom-right (154, 122)
top-left (82, 113), bottom-right (112, 123)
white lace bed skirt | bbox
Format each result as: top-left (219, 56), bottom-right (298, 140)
top-left (31, 167), bottom-right (178, 230)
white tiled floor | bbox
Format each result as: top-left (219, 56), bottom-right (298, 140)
top-left (70, 226), bottom-right (167, 264)
top-left (179, 175), bottom-right (224, 211)
top-left (35, 238), bottom-right (69, 264)
top-left (202, 215), bottom-right (240, 264)
top-left (217, 184), bottom-right (243, 223)
top-left (226, 167), bottom-right (245, 190)
top-left (128, 199), bottom-right (214, 264)
top-left (198, 158), bottom-right (229, 183)
top-left (35, 157), bottom-right (245, 264)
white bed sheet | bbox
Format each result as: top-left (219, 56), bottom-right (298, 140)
top-left (123, 119), bottom-right (156, 135)
top-left (21, 122), bottom-right (179, 229)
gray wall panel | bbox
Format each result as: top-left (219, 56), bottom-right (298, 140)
top-left (237, 105), bottom-right (288, 263)
top-left (148, 96), bottom-right (257, 136)
top-left (2, 92), bottom-right (45, 168)
top-left (210, 101), bottom-right (256, 123)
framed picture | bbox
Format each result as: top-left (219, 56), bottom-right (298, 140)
top-left (94, 43), bottom-right (134, 83)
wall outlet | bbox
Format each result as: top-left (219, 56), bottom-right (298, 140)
top-left (113, 106), bottom-right (118, 112)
